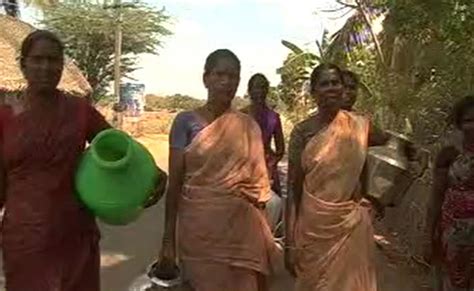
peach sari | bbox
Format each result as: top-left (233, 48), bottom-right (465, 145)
top-left (294, 111), bottom-right (377, 291)
top-left (178, 110), bottom-right (279, 291)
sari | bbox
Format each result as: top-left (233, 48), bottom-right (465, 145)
top-left (438, 150), bottom-right (474, 290)
top-left (293, 110), bottom-right (376, 291)
top-left (0, 93), bottom-right (109, 291)
top-left (177, 110), bottom-right (279, 291)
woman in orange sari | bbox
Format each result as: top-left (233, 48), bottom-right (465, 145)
top-left (157, 49), bottom-right (278, 291)
top-left (285, 64), bottom-right (383, 291)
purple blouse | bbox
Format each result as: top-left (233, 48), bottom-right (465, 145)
top-left (252, 106), bottom-right (282, 149)
top-left (169, 111), bottom-right (206, 150)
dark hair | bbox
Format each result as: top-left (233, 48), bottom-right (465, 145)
top-left (248, 73), bottom-right (269, 90)
top-left (453, 95), bottom-right (474, 129)
top-left (204, 49), bottom-right (240, 74)
top-left (309, 63), bottom-right (343, 92)
top-left (341, 70), bottom-right (359, 86)
top-left (20, 30), bottom-right (64, 61)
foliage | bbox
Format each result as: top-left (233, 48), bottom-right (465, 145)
top-left (374, 0), bottom-right (474, 146)
top-left (144, 94), bottom-right (249, 112)
top-left (276, 0), bottom-right (474, 151)
top-left (41, 2), bottom-right (171, 102)
top-left (145, 94), bottom-right (204, 112)
top-left (277, 29), bottom-right (360, 123)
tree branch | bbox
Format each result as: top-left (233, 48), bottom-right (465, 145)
top-left (336, 0), bottom-right (358, 9)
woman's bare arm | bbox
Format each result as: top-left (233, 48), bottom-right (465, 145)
top-left (273, 115), bottom-right (285, 162)
top-left (161, 148), bottom-right (185, 257)
top-left (0, 153), bottom-right (5, 209)
top-left (285, 127), bottom-right (304, 246)
top-left (427, 146), bottom-right (458, 238)
top-left (85, 102), bottom-right (112, 143)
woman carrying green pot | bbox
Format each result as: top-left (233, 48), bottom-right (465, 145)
top-left (0, 30), bottom-right (166, 291)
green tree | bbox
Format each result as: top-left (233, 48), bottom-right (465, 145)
top-left (320, 0), bottom-right (474, 148)
top-left (41, 2), bottom-right (172, 102)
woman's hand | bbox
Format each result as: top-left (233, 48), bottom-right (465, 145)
top-left (155, 237), bottom-right (178, 278)
top-left (144, 167), bottom-right (168, 209)
top-left (365, 197), bottom-right (385, 220)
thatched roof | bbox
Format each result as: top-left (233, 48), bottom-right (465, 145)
top-left (0, 15), bottom-right (92, 97)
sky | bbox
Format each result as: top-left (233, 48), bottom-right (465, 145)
top-left (22, 0), bottom-right (352, 98)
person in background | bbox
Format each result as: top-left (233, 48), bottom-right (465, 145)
top-left (341, 69), bottom-right (359, 111)
top-left (285, 63), bottom-right (387, 291)
top-left (0, 30), bottom-right (166, 291)
top-left (242, 73), bottom-right (285, 197)
top-left (157, 49), bottom-right (279, 291)
top-left (426, 96), bottom-right (474, 291)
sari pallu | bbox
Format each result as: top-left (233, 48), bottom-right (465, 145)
top-left (294, 111), bottom-right (377, 291)
top-left (177, 110), bottom-right (279, 291)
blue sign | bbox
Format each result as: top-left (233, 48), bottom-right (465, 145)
top-left (120, 83), bottom-right (145, 117)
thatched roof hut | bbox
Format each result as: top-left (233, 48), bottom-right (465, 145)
top-left (0, 15), bottom-right (92, 99)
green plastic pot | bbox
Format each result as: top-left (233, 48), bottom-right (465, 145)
top-left (75, 129), bottom-right (158, 225)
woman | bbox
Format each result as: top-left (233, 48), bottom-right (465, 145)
top-left (426, 96), bottom-right (474, 291)
top-left (242, 73), bottom-right (285, 197)
top-left (158, 49), bottom-right (278, 291)
top-left (285, 64), bottom-right (382, 291)
top-left (0, 30), bottom-right (166, 291)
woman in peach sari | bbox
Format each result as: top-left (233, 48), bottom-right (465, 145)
top-left (285, 64), bottom-right (384, 291)
top-left (157, 49), bottom-right (278, 291)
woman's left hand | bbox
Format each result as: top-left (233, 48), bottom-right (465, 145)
top-left (144, 167), bottom-right (168, 209)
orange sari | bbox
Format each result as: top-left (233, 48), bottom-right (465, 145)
top-left (294, 111), bottom-right (376, 291)
top-left (178, 110), bottom-right (279, 291)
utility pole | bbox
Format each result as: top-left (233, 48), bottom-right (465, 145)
top-left (104, 0), bottom-right (135, 129)
top-left (112, 0), bottom-right (123, 129)
top-left (105, 0), bottom-right (125, 129)
top-left (113, 0), bottom-right (122, 108)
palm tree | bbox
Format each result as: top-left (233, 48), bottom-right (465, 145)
top-left (324, 0), bottom-right (386, 66)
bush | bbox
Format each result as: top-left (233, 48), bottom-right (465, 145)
top-left (145, 94), bottom-right (204, 111)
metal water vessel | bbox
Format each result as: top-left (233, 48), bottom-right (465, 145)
top-left (366, 131), bottom-right (416, 206)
